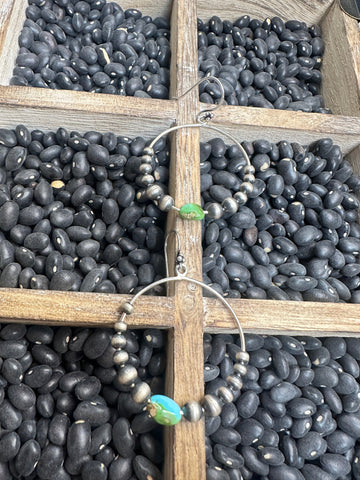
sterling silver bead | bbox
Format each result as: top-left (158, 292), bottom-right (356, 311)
top-left (182, 401), bottom-right (203, 422)
top-left (218, 386), bottom-right (234, 403)
top-left (235, 351), bottom-right (250, 364)
top-left (202, 394), bottom-right (222, 417)
top-left (143, 146), bottom-right (154, 156)
top-left (139, 163), bottom-right (153, 174)
top-left (111, 333), bottom-right (126, 349)
top-left (118, 365), bottom-right (138, 386)
top-left (239, 182), bottom-right (254, 194)
top-left (141, 154), bottom-right (153, 164)
top-left (222, 197), bottom-right (238, 214)
top-left (113, 349), bottom-right (129, 365)
top-left (140, 174), bottom-right (155, 186)
top-left (226, 374), bottom-right (243, 391)
top-left (146, 184), bottom-right (164, 200)
top-left (233, 362), bottom-right (248, 376)
top-left (206, 202), bottom-right (223, 220)
top-left (158, 195), bottom-right (175, 212)
top-left (132, 381), bottom-right (151, 404)
top-left (121, 302), bottom-right (134, 315)
top-left (243, 173), bottom-right (256, 183)
top-left (114, 321), bottom-right (128, 332)
top-left (234, 191), bottom-right (247, 206)
top-left (243, 165), bottom-right (255, 175)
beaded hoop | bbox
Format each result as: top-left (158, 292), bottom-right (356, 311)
top-left (111, 232), bottom-right (248, 426)
top-left (135, 76), bottom-right (256, 221)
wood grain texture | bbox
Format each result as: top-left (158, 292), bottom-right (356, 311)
top-left (205, 105), bottom-right (360, 154)
top-left (0, 0), bottom-right (24, 85)
top-left (196, 0), bottom-right (334, 24)
top-left (0, 87), bottom-right (176, 138)
top-left (321, 2), bottom-right (360, 116)
top-left (164, 1), bottom-right (206, 479)
top-left (0, 288), bottom-right (174, 328)
top-left (203, 298), bottom-right (360, 336)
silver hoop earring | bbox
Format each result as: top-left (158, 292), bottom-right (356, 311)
top-left (135, 76), bottom-right (256, 221)
top-left (111, 231), bottom-right (248, 426)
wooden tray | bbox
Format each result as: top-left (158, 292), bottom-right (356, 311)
top-left (0, 1), bottom-right (360, 478)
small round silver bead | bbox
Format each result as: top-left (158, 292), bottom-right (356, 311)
top-left (111, 333), bottom-right (127, 349)
top-left (158, 195), bottom-right (175, 212)
top-left (226, 374), bottom-right (243, 391)
top-left (114, 321), bottom-right (128, 332)
top-left (140, 174), bottom-right (155, 186)
top-left (146, 184), bottom-right (164, 200)
top-left (243, 173), bottom-right (256, 183)
top-left (243, 165), bottom-right (255, 175)
top-left (141, 154), bottom-right (153, 164)
top-left (234, 191), bottom-right (247, 206)
top-left (113, 349), bottom-right (129, 365)
top-left (233, 362), bottom-right (248, 376)
top-left (218, 386), bottom-right (234, 403)
top-left (132, 381), bottom-right (151, 404)
top-left (222, 197), bottom-right (238, 214)
top-left (143, 146), bottom-right (154, 156)
top-left (139, 163), bottom-right (153, 174)
top-left (239, 182), bottom-right (254, 195)
top-left (118, 365), bottom-right (138, 386)
top-left (182, 401), bottom-right (203, 422)
top-left (121, 302), bottom-right (134, 315)
top-left (202, 394), bottom-right (222, 417)
top-left (235, 351), bottom-right (250, 364)
top-left (206, 202), bottom-right (223, 220)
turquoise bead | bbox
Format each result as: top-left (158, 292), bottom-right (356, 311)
top-left (179, 203), bottom-right (205, 220)
top-left (147, 395), bottom-right (182, 426)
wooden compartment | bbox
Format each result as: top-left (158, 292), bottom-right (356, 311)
top-left (0, 1), bottom-right (360, 479)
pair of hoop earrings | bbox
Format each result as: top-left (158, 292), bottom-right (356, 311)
top-left (111, 78), bottom-right (249, 427)
top-left (137, 76), bottom-right (256, 221)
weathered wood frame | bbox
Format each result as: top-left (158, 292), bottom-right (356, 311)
top-left (0, 0), bottom-right (360, 478)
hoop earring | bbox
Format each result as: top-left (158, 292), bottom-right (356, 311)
top-left (134, 76), bottom-right (256, 221)
top-left (111, 231), bottom-right (248, 426)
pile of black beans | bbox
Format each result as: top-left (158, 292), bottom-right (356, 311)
top-left (0, 126), bottom-right (168, 294)
top-left (0, 323), bottom-right (165, 480)
top-left (201, 137), bottom-right (360, 302)
top-left (205, 333), bottom-right (360, 480)
top-left (11, 0), bottom-right (170, 99)
top-left (198, 15), bottom-right (330, 113)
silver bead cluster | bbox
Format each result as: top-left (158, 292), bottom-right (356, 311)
top-left (140, 146), bottom-right (256, 219)
top-left (111, 302), bottom-right (152, 406)
top-left (137, 147), bottom-right (174, 213)
top-left (205, 165), bottom-right (256, 219)
top-left (113, 303), bottom-right (249, 422)
top-left (182, 349), bottom-right (249, 422)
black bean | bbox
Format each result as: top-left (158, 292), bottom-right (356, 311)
top-left (67, 420), bottom-right (91, 459)
top-left (36, 443), bottom-right (64, 478)
top-left (0, 400), bottom-right (22, 430)
top-left (14, 439), bottom-right (41, 477)
top-left (73, 400), bottom-right (110, 427)
top-left (242, 446), bottom-right (269, 476)
top-left (269, 465), bottom-right (305, 480)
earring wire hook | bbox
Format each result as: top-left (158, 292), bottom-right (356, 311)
top-left (173, 75), bottom-right (226, 123)
top-left (164, 230), bottom-right (187, 277)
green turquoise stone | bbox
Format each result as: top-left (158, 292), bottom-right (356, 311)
top-left (147, 395), bottom-right (182, 426)
top-left (179, 203), bottom-right (205, 221)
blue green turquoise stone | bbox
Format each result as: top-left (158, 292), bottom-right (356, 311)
top-left (179, 203), bottom-right (205, 221)
top-left (148, 395), bottom-right (182, 426)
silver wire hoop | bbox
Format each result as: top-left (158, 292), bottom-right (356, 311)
top-left (148, 123), bottom-right (251, 168)
top-left (119, 276), bottom-right (246, 354)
